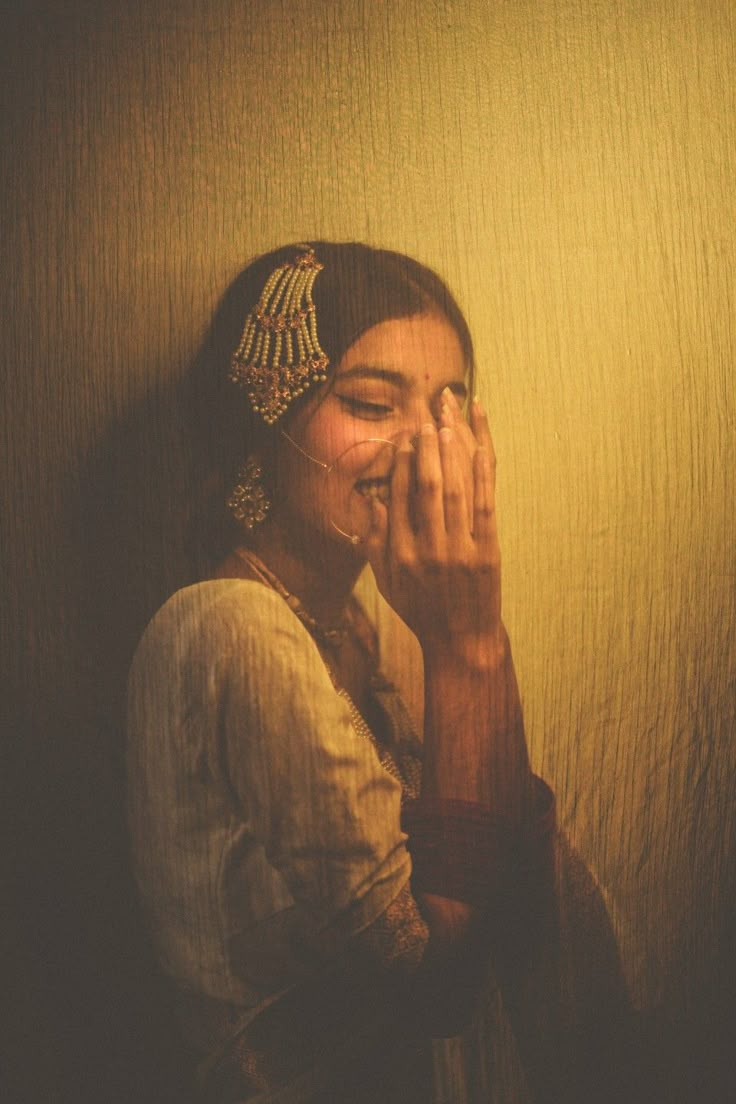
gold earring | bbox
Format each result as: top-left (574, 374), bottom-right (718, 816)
top-left (227, 457), bottom-right (270, 529)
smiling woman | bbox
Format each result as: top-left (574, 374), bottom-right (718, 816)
top-left (272, 313), bottom-right (468, 553)
top-left (127, 242), bottom-right (634, 1102)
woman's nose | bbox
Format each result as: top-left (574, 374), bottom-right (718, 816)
top-left (404, 401), bottom-right (443, 446)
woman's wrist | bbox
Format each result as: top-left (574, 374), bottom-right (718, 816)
top-left (422, 626), bottom-right (510, 675)
top-left (421, 627), bottom-right (531, 817)
top-left (422, 624), bottom-right (523, 736)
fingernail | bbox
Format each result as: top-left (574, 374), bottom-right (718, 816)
top-left (472, 394), bottom-right (483, 407)
top-left (442, 386), bottom-right (459, 407)
top-left (439, 426), bottom-right (453, 442)
top-left (420, 422), bottom-right (436, 436)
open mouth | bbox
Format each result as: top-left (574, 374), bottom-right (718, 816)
top-left (355, 477), bottom-right (391, 504)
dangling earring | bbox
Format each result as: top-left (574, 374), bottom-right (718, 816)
top-left (227, 457), bottom-right (270, 529)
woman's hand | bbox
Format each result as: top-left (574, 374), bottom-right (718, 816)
top-left (364, 393), bottom-right (505, 670)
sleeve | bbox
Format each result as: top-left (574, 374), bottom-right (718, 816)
top-left (348, 881), bottom-right (429, 973)
top-left (207, 582), bottom-right (412, 942)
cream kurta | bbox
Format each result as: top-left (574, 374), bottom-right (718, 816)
top-left (128, 578), bottom-right (634, 1102)
top-left (127, 579), bottom-right (415, 1015)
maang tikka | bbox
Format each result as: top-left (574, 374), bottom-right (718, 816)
top-left (228, 245), bottom-right (330, 424)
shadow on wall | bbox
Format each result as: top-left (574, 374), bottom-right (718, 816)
top-left (10, 271), bottom-right (259, 1104)
top-left (8, 377), bottom-right (200, 1104)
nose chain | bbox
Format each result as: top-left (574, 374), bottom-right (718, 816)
top-left (279, 429), bottom-right (399, 546)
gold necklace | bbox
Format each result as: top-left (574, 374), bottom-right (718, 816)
top-left (231, 549), bottom-right (416, 797)
top-left (231, 546), bottom-right (350, 651)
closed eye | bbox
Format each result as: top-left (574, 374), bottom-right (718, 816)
top-left (335, 395), bottom-right (394, 420)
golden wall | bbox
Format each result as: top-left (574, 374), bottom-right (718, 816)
top-left (4, 0), bottom-right (734, 1096)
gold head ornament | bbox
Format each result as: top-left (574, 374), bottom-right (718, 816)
top-left (229, 246), bottom-right (330, 424)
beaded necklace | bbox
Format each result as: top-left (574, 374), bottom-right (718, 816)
top-left (231, 546), bottom-right (350, 651)
top-left (228, 546), bottom-right (419, 796)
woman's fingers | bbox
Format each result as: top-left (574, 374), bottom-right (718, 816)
top-left (363, 487), bottom-right (388, 552)
top-left (467, 397), bottom-right (498, 551)
top-left (387, 438), bottom-right (415, 556)
top-left (413, 422), bottom-right (445, 553)
top-left (441, 389), bottom-right (476, 528)
top-left (367, 397), bottom-right (502, 645)
top-left (438, 425), bottom-right (469, 542)
top-left (473, 444), bottom-right (497, 552)
top-left (364, 441), bottom-right (409, 595)
top-left (440, 389), bottom-right (477, 465)
top-left (441, 387), bottom-right (475, 442)
top-left (377, 397), bottom-right (496, 558)
top-left (469, 395), bottom-right (495, 462)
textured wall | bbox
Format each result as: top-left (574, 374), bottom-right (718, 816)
top-left (3, 1), bottom-right (734, 1099)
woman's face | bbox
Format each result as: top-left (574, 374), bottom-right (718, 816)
top-left (270, 311), bottom-right (468, 551)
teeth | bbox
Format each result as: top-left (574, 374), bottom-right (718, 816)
top-left (356, 480), bottom-right (390, 504)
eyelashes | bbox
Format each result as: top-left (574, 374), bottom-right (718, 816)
top-left (334, 387), bottom-right (468, 421)
top-left (335, 395), bottom-right (394, 420)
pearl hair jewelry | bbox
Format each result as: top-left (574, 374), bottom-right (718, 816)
top-left (229, 246), bottom-right (330, 424)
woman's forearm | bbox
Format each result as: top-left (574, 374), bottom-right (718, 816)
top-left (420, 627), bottom-right (532, 823)
top-left (398, 627), bottom-right (535, 1001)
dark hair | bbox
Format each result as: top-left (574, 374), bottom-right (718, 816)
top-left (186, 241), bottom-right (475, 571)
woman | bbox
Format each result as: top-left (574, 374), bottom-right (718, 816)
top-left (127, 242), bottom-right (632, 1102)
